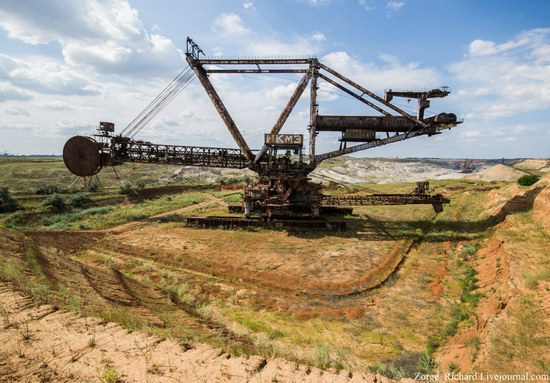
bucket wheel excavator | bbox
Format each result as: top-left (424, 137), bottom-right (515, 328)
top-left (63, 38), bottom-right (462, 230)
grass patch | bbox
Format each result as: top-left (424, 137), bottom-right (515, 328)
top-left (98, 366), bottom-right (122, 383)
top-left (1, 262), bottom-right (23, 282)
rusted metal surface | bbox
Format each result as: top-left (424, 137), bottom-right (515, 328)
top-left (195, 59), bottom-right (314, 65)
top-left (385, 88), bottom-right (451, 120)
top-left (315, 130), bottom-right (426, 162)
top-left (264, 134), bottom-right (304, 147)
top-left (254, 72), bottom-right (311, 162)
top-left (186, 55), bottom-right (253, 161)
top-left (107, 137), bottom-right (249, 169)
top-left (309, 59), bottom-right (319, 157)
top-left (321, 194), bottom-right (450, 206)
top-left (317, 116), bottom-right (420, 132)
top-left (63, 38), bottom-right (463, 229)
top-left (340, 129), bottom-right (376, 142)
top-left (318, 63), bottom-right (427, 128)
top-left (63, 136), bottom-right (102, 177)
top-left (228, 204), bottom-right (353, 216)
top-left (186, 216), bottom-right (347, 230)
top-left (205, 69), bottom-right (308, 74)
top-left (321, 191), bottom-right (449, 214)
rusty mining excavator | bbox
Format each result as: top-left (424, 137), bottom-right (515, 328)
top-left (63, 38), bottom-right (462, 230)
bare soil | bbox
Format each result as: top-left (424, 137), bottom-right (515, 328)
top-left (0, 282), bottom-right (391, 383)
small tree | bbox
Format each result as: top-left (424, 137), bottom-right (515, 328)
top-left (517, 174), bottom-right (540, 186)
top-left (43, 193), bottom-right (65, 212)
top-left (0, 187), bottom-right (20, 213)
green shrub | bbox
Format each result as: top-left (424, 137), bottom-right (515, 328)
top-left (87, 180), bottom-right (100, 192)
top-left (43, 193), bottom-right (66, 211)
top-left (120, 182), bottom-right (138, 197)
top-left (69, 192), bottom-right (91, 207)
top-left (35, 184), bottom-right (61, 195)
top-left (517, 174), bottom-right (540, 186)
top-left (0, 187), bottom-right (20, 213)
top-left (369, 363), bottom-right (403, 380)
top-left (99, 366), bottom-right (121, 383)
top-left (417, 352), bottom-right (438, 373)
top-left (448, 362), bottom-right (460, 373)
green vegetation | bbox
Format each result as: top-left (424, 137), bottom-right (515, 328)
top-left (517, 174), bottom-right (540, 186)
top-left (3, 156), bottom-right (548, 375)
top-left (68, 192), bottom-right (91, 207)
top-left (35, 184), bottom-right (62, 195)
top-left (98, 366), bottom-right (122, 383)
top-left (43, 193), bottom-right (66, 211)
top-left (0, 187), bottom-right (20, 213)
top-left (120, 181), bottom-right (138, 197)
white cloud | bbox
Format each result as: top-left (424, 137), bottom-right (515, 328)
top-left (243, 0), bottom-right (255, 11)
top-left (37, 101), bottom-right (76, 111)
top-left (311, 32), bottom-right (326, 42)
top-left (322, 51), bottom-right (441, 91)
top-left (262, 105), bottom-right (277, 112)
top-left (461, 130), bottom-right (481, 138)
top-left (209, 13), bottom-right (323, 57)
top-left (266, 83), bottom-right (299, 100)
top-left (512, 124), bottom-right (539, 134)
top-left (212, 13), bottom-right (250, 36)
top-left (305, 0), bottom-right (330, 5)
top-left (317, 82), bottom-right (339, 101)
top-left (2, 106), bottom-right (29, 116)
top-left (468, 38), bottom-right (529, 56)
top-left (245, 36), bottom-right (322, 56)
top-left (0, 54), bottom-right (100, 96)
top-left (0, 82), bottom-right (32, 102)
top-left (451, 28), bottom-right (550, 120)
top-left (0, 0), bottom-right (184, 76)
top-left (386, 1), bottom-right (404, 11)
top-left (358, 0), bottom-right (376, 11)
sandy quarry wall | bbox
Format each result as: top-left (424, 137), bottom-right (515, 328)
top-left (534, 175), bottom-right (550, 231)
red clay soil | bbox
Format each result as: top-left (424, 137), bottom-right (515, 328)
top-left (437, 234), bottom-right (511, 371)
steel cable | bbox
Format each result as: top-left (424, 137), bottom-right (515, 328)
top-left (121, 67), bottom-right (196, 138)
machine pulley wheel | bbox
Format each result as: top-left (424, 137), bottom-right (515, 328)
top-left (63, 136), bottom-right (102, 177)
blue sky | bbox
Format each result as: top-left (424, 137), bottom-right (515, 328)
top-left (0, 0), bottom-right (549, 158)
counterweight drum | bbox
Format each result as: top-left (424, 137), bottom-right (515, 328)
top-left (62, 136), bottom-right (103, 177)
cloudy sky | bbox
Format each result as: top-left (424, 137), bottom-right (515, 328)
top-left (0, 0), bottom-right (549, 158)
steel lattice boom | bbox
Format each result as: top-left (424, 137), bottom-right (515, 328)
top-left (62, 37), bottom-right (462, 227)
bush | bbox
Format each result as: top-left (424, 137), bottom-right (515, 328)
top-left (0, 187), bottom-right (20, 213)
top-left (87, 180), bottom-right (100, 192)
top-left (69, 192), bottom-right (91, 207)
top-left (35, 184), bottom-right (61, 195)
top-left (120, 182), bottom-right (138, 197)
top-left (417, 352), bottom-right (438, 374)
top-left (517, 174), bottom-right (540, 186)
top-left (43, 193), bottom-right (66, 211)
top-left (369, 364), bottom-right (403, 380)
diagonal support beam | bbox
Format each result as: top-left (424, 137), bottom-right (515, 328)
top-left (254, 70), bottom-right (312, 162)
top-left (318, 63), bottom-right (428, 129)
top-left (186, 55), bottom-right (253, 161)
top-left (309, 59), bottom-right (319, 157)
top-left (315, 130), bottom-right (432, 163)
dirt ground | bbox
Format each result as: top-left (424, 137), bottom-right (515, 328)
top-left (0, 282), bottom-right (393, 383)
top-left (2, 176), bottom-right (550, 380)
